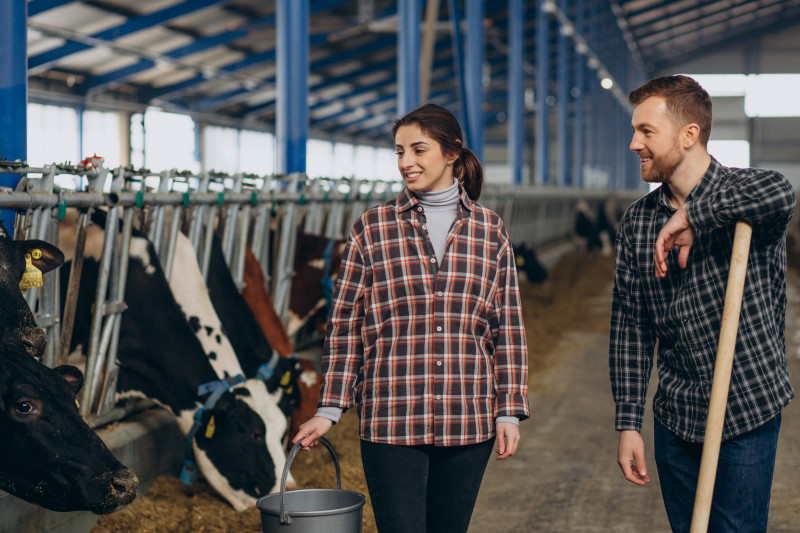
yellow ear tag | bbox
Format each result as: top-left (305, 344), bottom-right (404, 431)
top-left (280, 370), bottom-right (292, 387)
top-left (205, 415), bottom-right (216, 439)
top-left (20, 253), bottom-right (44, 290)
top-left (515, 255), bottom-right (525, 267)
top-left (75, 398), bottom-right (80, 409)
top-left (285, 385), bottom-right (293, 395)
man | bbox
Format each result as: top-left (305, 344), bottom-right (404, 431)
top-left (610, 75), bottom-right (794, 532)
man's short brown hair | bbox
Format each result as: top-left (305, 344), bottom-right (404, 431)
top-left (628, 75), bottom-right (713, 146)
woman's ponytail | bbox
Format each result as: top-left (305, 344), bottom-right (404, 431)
top-left (455, 147), bottom-right (483, 201)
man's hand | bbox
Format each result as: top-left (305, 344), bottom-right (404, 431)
top-left (292, 416), bottom-right (333, 450)
top-left (496, 422), bottom-right (521, 460)
top-left (655, 204), bottom-right (695, 278)
top-left (617, 430), bottom-right (651, 486)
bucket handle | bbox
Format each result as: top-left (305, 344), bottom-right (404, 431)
top-left (280, 436), bottom-right (342, 524)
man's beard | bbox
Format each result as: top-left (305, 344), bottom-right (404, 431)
top-left (640, 143), bottom-right (683, 184)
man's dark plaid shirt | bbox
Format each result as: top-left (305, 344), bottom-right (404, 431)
top-left (610, 157), bottom-right (795, 443)
top-left (319, 186), bottom-right (530, 446)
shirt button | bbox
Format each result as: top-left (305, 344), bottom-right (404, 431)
top-left (436, 395), bottom-right (441, 400)
top-left (422, 224), bottom-right (427, 230)
top-left (437, 291), bottom-right (443, 296)
top-left (417, 206), bottom-right (423, 212)
top-left (436, 361), bottom-right (442, 366)
top-left (430, 257), bottom-right (436, 263)
top-left (436, 326), bottom-right (442, 332)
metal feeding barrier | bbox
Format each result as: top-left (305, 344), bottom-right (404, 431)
top-left (0, 156), bottom-right (640, 428)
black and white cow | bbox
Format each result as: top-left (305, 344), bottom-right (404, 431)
top-left (0, 231), bottom-right (137, 514)
top-left (58, 210), bottom-right (278, 511)
top-left (167, 230), bottom-right (293, 491)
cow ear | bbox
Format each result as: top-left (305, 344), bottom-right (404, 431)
top-left (55, 365), bottom-right (85, 397)
top-left (22, 241), bottom-right (65, 273)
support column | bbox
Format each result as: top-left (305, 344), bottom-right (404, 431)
top-left (508, 0), bottom-right (524, 185)
top-left (572, 0), bottom-right (586, 187)
top-left (535, 1), bottom-right (550, 185)
top-left (465, 0), bottom-right (484, 159)
top-left (446, 0), bottom-right (468, 126)
top-left (0, 0), bottom-right (27, 234)
top-left (398, 0), bottom-right (421, 115)
top-left (556, 0), bottom-right (570, 187)
top-left (276, 0), bottom-right (308, 174)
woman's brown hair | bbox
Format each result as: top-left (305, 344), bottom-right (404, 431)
top-left (391, 103), bottom-right (483, 201)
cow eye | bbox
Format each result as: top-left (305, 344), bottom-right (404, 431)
top-left (16, 401), bottom-right (34, 415)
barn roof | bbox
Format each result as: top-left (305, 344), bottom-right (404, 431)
top-left (25, 0), bottom-right (800, 144)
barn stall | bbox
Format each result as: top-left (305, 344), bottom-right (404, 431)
top-left (0, 158), bottom-right (636, 532)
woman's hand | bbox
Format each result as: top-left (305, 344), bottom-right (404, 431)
top-left (292, 416), bottom-right (333, 450)
top-left (496, 422), bottom-right (521, 460)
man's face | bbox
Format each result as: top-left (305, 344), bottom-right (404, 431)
top-left (630, 96), bottom-right (684, 185)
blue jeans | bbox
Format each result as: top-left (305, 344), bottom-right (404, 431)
top-left (654, 414), bottom-right (781, 533)
top-left (360, 437), bottom-right (495, 533)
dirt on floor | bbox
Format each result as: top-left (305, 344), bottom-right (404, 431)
top-left (91, 249), bottom-right (616, 533)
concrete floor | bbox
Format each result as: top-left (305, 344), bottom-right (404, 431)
top-left (469, 280), bottom-right (800, 533)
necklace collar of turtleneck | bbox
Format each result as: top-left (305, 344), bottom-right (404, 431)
top-left (413, 179), bottom-right (460, 207)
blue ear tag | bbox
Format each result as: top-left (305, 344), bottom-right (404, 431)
top-left (180, 460), bottom-right (198, 485)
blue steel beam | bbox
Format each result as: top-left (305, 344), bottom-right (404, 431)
top-left (237, 35), bottom-right (456, 121)
top-left (445, 0), bottom-right (468, 126)
top-left (508, 0), bottom-right (524, 185)
top-left (307, 37), bottom-right (521, 132)
top-left (149, 32), bottom-right (397, 103)
top-left (397, 0), bottom-right (421, 115)
top-left (28, 0), bottom-right (78, 17)
top-left (84, 0), bottom-right (354, 93)
top-left (464, 0), bottom-right (484, 158)
top-left (535, 2), bottom-right (551, 185)
top-left (276, 0), bottom-right (307, 175)
top-left (556, 0), bottom-right (570, 187)
top-left (30, 0), bottom-right (236, 71)
top-left (571, 0), bottom-right (586, 187)
top-left (0, 0), bottom-right (26, 234)
top-left (189, 32), bottom-right (330, 113)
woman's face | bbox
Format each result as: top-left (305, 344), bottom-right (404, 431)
top-left (394, 124), bottom-right (457, 194)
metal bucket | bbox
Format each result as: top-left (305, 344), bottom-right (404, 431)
top-left (258, 437), bottom-right (366, 533)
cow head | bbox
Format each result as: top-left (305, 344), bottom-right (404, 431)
top-left (0, 228), bottom-right (65, 357)
top-left (0, 338), bottom-right (138, 514)
top-left (191, 387), bottom-right (277, 510)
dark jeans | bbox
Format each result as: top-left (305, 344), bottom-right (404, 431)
top-left (360, 437), bottom-right (495, 533)
top-left (654, 414), bottom-right (781, 533)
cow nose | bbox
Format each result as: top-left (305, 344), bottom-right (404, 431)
top-left (111, 468), bottom-right (139, 505)
top-left (21, 327), bottom-right (47, 357)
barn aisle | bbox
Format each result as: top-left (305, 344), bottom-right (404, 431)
top-left (469, 263), bottom-right (800, 533)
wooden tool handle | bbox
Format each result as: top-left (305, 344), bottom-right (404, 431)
top-left (690, 221), bottom-right (753, 533)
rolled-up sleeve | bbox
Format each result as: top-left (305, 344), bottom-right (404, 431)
top-left (491, 233), bottom-right (530, 421)
top-left (687, 168), bottom-right (795, 243)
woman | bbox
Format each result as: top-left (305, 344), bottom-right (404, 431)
top-left (293, 103), bottom-right (530, 533)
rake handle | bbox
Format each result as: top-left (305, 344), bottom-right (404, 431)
top-left (689, 221), bottom-right (753, 533)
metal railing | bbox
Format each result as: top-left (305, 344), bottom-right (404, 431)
top-left (1, 157), bottom-right (642, 427)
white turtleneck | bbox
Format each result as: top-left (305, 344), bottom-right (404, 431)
top-left (412, 178), bottom-right (460, 263)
